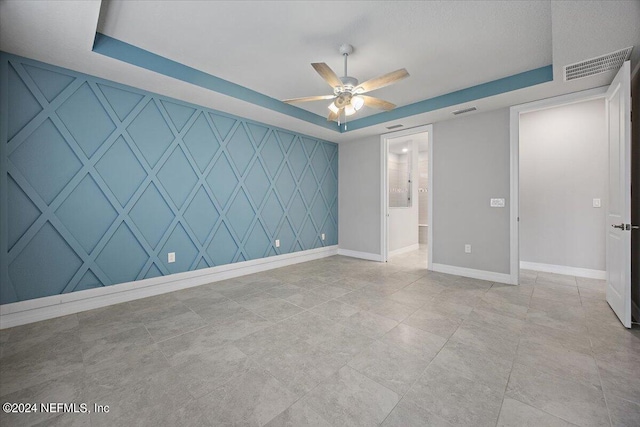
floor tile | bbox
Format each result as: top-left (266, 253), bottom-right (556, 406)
top-left (311, 299), bottom-right (361, 321)
top-left (169, 343), bottom-right (252, 398)
top-left (0, 338), bottom-right (83, 397)
top-left (283, 289), bottom-right (331, 309)
top-left (348, 340), bottom-right (430, 394)
top-left (381, 323), bottom-right (446, 359)
top-left (264, 399), bottom-right (332, 427)
top-left (381, 397), bottom-right (453, 427)
top-left (340, 310), bottom-right (398, 339)
top-left (0, 371), bottom-right (85, 427)
top-left (402, 308), bottom-right (463, 339)
top-left (77, 302), bottom-right (142, 342)
top-left (405, 362), bottom-right (505, 427)
top-left (81, 325), bottom-right (153, 367)
top-left (606, 395), bottom-right (640, 427)
top-left (496, 398), bottom-right (576, 427)
top-left (301, 366), bottom-right (399, 427)
top-left (199, 365), bottom-right (298, 426)
top-left (506, 362), bottom-right (610, 427)
top-left (143, 307), bottom-right (207, 342)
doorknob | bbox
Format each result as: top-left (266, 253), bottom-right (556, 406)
top-left (612, 223), bottom-right (640, 230)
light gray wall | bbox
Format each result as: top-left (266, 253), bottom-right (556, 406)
top-left (519, 99), bottom-right (607, 271)
top-left (432, 109), bottom-right (511, 274)
top-left (338, 136), bottom-right (381, 255)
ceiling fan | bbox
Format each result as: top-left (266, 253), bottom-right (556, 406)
top-left (283, 44), bottom-right (409, 125)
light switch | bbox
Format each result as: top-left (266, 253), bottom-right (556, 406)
top-left (490, 198), bottom-right (505, 208)
top-left (593, 198), bottom-right (601, 208)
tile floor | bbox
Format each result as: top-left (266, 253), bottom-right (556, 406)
top-left (1, 246), bottom-right (639, 426)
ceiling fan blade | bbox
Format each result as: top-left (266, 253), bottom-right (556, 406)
top-left (283, 95), bottom-right (335, 104)
top-left (355, 68), bottom-right (409, 94)
top-left (327, 109), bottom-right (340, 122)
top-left (312, 63), bottom-right (343, 89)
top-left (361, 95), bottom-right (396, 111)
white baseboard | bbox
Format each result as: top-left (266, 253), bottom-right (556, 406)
top-left (389, 243), bottom-right (420, 257)
top-left (431, 263), bottom-right (514, 285)
top-left (0, 245), bottom-right (338, 329)
top-left (520, 261), bottom-right (606, 280)
top-left (337, 248), bottom-right (383, 262)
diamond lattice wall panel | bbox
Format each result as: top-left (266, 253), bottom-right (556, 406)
top-left (0, 53), bottom-right (338, 304)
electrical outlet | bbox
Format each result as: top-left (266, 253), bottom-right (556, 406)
top-left (593, 198), bottom-right (601, 208)
top-left (275, 239), bottom-right (280, 248)
top-left (168, 252), bottom-right (175, 263)
top-left (321, 233), bottom-right (325, 240)
top-left (464, 244), bottom-right (471, 254)
top-left (490, 198), bottom-right (505, 208)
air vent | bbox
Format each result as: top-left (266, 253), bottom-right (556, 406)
top-left (452, 107), bottom-right (477, 115)
top-left (564, 47), bottom-right (632, 81)
top-left (386, 124), bottom-right (404, 130)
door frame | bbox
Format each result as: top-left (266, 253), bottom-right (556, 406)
top-left (509, 87), bottom-right (608, 285)
top-left (380, 124), bottom-right (433, 264)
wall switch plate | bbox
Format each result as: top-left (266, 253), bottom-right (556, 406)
top-left (168, 252), bottom-right (175, 263)
top-left (593, 198), bottom-right (601, 208)
top-left (321, 233), bottom-right (325, 240)
top-left (490, 198), bottom-right (505, 208)
top-left (464, 244), bottom-right (472, 254)
top-left (275, 239), bottom-right (280, 248)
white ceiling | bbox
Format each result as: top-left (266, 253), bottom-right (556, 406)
top-left (1, 1), bottom-right (639, 143)
top-left (98, 1), bottom-right (553, 119)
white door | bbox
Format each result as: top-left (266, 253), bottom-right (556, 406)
top-left (606, 61), bottom-right (632, 328)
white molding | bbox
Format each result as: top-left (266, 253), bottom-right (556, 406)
top-left (520, 261), bottom-right (606, 280)
top-left (509, 87), bottom-right (609, 288)
top-left (337, 248), bottom-right (383, 262)
top-left (0, 245), bottom-right (338, 329)
top-left (431, 263), bottom-right (515, 285)
top-left (380, 124), bottom-right (433, 266)
top-left (389, 243), bottom-right (420, 257)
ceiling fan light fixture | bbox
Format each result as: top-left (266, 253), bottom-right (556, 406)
top-left (328, 102), bottom-right (339, 114)
top-left (351, 95), bottom-right (364, 111)
top-left (344, 104), bottom-right (357, 116)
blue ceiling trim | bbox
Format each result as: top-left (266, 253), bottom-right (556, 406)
top-left (344, 65), bottom-right (554, 131)
top-left (92, 33), bottom-right (338, 132)
top-left (93, 33), bottom-right (552, 134)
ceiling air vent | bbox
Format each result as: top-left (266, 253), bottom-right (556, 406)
top-left (452, 107), bottom-right (477, 115)
top-left (386, 124), bottom-right (404, 130)
top-left (564, 47), bottom-right (633, 81)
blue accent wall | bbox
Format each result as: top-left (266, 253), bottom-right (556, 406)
top-left (0, 52), bottom-right (338, 305)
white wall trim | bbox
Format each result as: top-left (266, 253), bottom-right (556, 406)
top-left (0, 245), bottom-right (338, 329)
top-left (520, 261), bottom-right (606, 280)
top-left (432, 263), bottom-right (514, 285)
top-left (509, 87), bottom-right (608, 288)
top-left (337, 248), bottom-right (383, 262)
top-left (389, 243), bottom-right (420, 257)
top-left (380, 124), bottom-right (433, 266)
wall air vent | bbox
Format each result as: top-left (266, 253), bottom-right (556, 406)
top-left (386, 124), bottom-right (404, 130)
top-left (452, 107), bottom-right (477, 115)
top-left (564, 47), bottom-right (632, 81)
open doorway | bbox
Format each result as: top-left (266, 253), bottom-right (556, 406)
top-left (381, 125), bottom-right (433, 266)
top-left (510, 62), bottom-right (634, 328)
